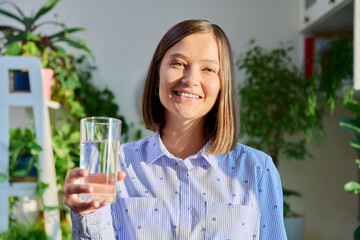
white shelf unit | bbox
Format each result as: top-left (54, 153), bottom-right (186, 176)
top-left (0, 56), bottom-right (61, 240)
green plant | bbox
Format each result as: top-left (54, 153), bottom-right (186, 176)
top-left (0, 196), bottom-right (49, 240)
top-left (8, 127), bottom-right (42, 182)
top-left (0, 1), bottom-right (136, 236)
top-left (0, 0), bottom-right (90, 63)
top-left (318, 36), bottom-right (353, 112)
top-left (339, 96), bottom-right (360, 240)
top-left (73, 55), bottom-right (129, 139)
top-left (0, 0), bottom-right (90, 120)
top-left (237, 40), bottom-right (324, 166)
top-left (236, 40), bottom-right (325, 216)
top-left (0, 221), bottom-right (49, 240)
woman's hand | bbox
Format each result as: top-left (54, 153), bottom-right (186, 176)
top-left (62, 167), bottom-right (126, 215)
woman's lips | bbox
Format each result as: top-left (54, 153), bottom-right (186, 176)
top-left (174, 91), bottom-right (202, 99)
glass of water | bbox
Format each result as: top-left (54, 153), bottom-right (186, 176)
top-left (79, 117), bottom-right (121, 204)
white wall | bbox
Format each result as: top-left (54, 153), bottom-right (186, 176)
top-left (1, 0), bottom-right (358, 239)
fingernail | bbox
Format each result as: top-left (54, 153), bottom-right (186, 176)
top-left (92, 202), bottom-right (100, 208)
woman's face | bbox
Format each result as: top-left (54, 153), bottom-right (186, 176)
top-left (158, 32), bottom-right (220, 123)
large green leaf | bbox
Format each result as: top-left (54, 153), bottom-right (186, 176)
top-left (339, 118), bottom-right (360, 135)
top-left (6, 32), bottom-right (27, 45)
top-left (56, 38), bottom-right (92, 55)
top-left (0, 25), bottom-right (22, 32)
top-left (31, 0), bottom-right (60, 24)
top-left (0, 8), bottom-right (22, 23)
top-left (6, 42), bottom-right (22, 55)
top-left (349, 139), bottom-right (360, 152)
top-left (49, 27), bottom-right (86, 39)
top-left (344, 181), bottom-right (360, 194)
top-left (344, 99), bottom-right (360, 115)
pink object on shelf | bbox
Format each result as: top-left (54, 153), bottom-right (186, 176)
top-left (41, 68), bottom-right (54, 101)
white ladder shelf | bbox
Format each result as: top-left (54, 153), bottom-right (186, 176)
top-left (0, 56), bottom-right (61, 240)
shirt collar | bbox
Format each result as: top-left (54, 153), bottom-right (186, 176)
top-left (146, 131), bottom-right (219, 168)
top-left (145, 131), bottom-right (165, 165)
top-left (198, 140), bottom-right (219, 169)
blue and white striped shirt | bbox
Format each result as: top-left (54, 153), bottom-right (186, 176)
top-left (71, 131), bottom-right (287, 239)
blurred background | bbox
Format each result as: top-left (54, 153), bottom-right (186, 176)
top-left (0, 0), bottom-right (358, 239)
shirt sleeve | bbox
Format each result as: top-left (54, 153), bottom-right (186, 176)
top-left (70, 204), bottom-right (115, 240)
top-left (258, 155), bottom-right (288, 240)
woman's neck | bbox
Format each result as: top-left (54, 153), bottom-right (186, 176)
top-left (160, 118), bottom-right (207, 160)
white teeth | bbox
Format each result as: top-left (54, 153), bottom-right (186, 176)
top-left (176, 91), bottom-right (200, 99)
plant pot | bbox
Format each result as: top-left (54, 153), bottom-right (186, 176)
top-left (11, 155), bottom-right (38, 182)
top-left (12, 68), bottom-right (54, 100)
top-left (41, 68), bottom-right (54, 101)
top-left (284, 215), bottom-right (305, 240)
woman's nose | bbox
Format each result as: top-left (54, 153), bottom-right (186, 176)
top-left (181, 67), bottom-right (200, 87)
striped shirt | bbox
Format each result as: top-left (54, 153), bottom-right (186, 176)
top-left (71, 131), bottom-right (287, 239)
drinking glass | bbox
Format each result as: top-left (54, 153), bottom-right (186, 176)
top-left (79, 117), bottom-right (121, 204)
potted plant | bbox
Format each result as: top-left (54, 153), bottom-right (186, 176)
top-left (339, 96), bottom-right (360, 240)
top-left (0, 0), bottom-right (91, 101)
top-left (8, 127), bottom-right (42, 183)
top-left (236, 40), bottom-right (326, 239)
top-left (0, 2), bottom-right (136, 237)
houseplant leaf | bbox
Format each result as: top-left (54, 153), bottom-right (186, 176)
top-left (49, 27), bottom-right (86, 39)
top-left (349, 139), bottom-right (360, 153)
top-left (0, 8), bottom-right (22, 23)
top-left (339, 118), bottom-right (360, 135)
top-left (344, 181), bottom-right (360, 194)
top-left (31, 0), bottom-right (60, 25)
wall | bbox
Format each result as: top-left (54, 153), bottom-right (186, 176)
top-left (1, 0), bottom-right (358, 239)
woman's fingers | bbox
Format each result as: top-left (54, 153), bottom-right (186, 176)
top-left (117, 171), bottom-right (126, 181)
top-left (63, 183), bottom-right (93, 196)
top-left (64, 198), bottom-right (102, 215)
top-left (65, 167), bottom-right (88, 184)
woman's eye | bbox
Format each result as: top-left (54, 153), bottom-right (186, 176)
top-left (204, 68), bottom-right (216, 73)
top-left (171, 61), bottom-right (184, 67)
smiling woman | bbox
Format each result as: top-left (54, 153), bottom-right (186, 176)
top-left (63, 19), bottom-right (288, 240)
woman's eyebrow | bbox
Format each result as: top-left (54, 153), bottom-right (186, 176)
top-left (169, 52), bottom-right (219, 66)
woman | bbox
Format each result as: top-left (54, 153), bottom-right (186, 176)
top-left (63, 19), bottom-right (287, 239)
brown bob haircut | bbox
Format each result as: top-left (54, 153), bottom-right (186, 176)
top-left (142, 19), bottom-right (239, 155)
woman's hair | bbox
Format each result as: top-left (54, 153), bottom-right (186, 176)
top-left (142, 19), bottom-right (239, 155)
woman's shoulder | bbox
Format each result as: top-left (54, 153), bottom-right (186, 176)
top-left (120, 133), bottom-right (157, 152)
top-left (226, 142), bottom-right (273, 167)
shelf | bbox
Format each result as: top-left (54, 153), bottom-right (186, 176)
top-left (301, 0), bottom-right (354, 34)
top-left (46, 100), bottom-right (60, 109)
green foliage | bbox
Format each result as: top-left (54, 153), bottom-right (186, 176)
top-left (0, 221), bottom-right (49, 240)
top-left (0, 0), bottom-right (90, 122)
top-left (237, 40), bottom-right (324, 167)
top-left (1, 195), bottom-right (49, 240)
top-left (355, 225), bottom-right (360, 240)
top-left (1, 1), bottom-right (138, 237)
top-left (8, 127), bottom-right (42, 181)
top-left (340, 98), bottom-right (360, 195)
top-left (318, 37), bottom-right (353, 112)
top-left (51, 123), bottom-right (80, 186)
top-left (73, 55), bottom-right (129, 139)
